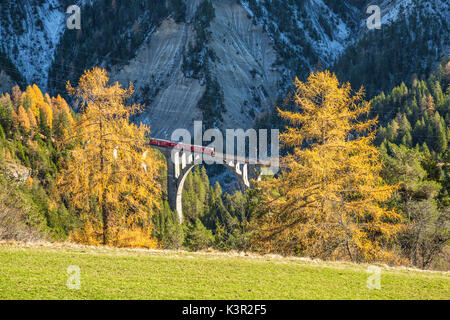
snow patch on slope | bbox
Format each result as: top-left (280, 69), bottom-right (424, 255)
top-left (0, 0), bottom-right (66, 90)
top-left (305, 0), bottom-right (351, 65)
top-left (360, 0), bottom-right (448, 28)
top-left (240, 0), bottom-right (353, 68)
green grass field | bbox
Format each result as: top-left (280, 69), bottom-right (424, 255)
top-left (0, 242), bottom-right (448, 300)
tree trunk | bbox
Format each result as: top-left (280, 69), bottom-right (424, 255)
top-left (102, 194), bottom-right (108, 245)
top-left (346, 239), bottom-right (355, 262)
top-left (99, 118), bottom-right (108, 245)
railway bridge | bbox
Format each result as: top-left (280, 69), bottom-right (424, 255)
top-left (146, 138), bottom-right (277, 223)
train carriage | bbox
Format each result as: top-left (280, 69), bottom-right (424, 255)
top-left (148, 138), bottom-right (215, 156)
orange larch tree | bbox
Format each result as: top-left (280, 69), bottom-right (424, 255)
top-left (254, 71), bottom-right (405, 263)
top-left (56, 67), bottom-right (162, 248)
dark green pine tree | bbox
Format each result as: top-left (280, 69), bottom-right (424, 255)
top-left (152, 201), bottom-right (185, 249)
top-left (434, 115), bottom-right (448, 155)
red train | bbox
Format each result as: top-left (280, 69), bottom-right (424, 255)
top-left (148, 138), bottom-right (215, 156)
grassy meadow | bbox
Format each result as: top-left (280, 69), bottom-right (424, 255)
top-left (0, 242), bottom-right (448, 300)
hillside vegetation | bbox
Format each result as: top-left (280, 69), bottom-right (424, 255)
top-left (0, 62), bottom-right (448, 271)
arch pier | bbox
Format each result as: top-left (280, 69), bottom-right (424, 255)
top-left (154, 147), bottom-right (267, 223)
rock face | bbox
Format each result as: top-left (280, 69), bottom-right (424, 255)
top-left (0, 0), bottom-right (448, 138)
top-left (111, 18), bottom-right (205, 138)
top-left (208, 0), bottom-right (281, 130)
top-left (4, 160), bottom-right (31, 182)
top-left (111, 0), bottom-right (282, 138)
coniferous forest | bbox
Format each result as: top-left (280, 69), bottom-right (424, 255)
top-left (0, 1), bottom-right (449, 281)
top-left (1, 58), bottom-right (448, 270)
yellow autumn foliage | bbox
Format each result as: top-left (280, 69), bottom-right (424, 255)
top-left (17, 106), bottom-right (30, 132)
top-left (57, 67), bottom-right (162, 248)
top-left (39, 100), bottom-right (53, 129)
top-left (254, 71), bottom-right (405, 264)
top-left (27, 107), bottom-right (37, 129)
top-left (22, 84), bottom-right (53, 129)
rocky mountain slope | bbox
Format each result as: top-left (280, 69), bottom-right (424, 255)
top-left (0, 0), bottom-right (448, 138)
top-left (0, 0), bottom-right (67, 91)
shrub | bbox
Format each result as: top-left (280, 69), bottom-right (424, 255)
top-left (0, 173), bottom-right (45, 241)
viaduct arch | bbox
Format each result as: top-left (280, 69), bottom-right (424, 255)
top-left (152, 146), bottom-right (269, 223)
